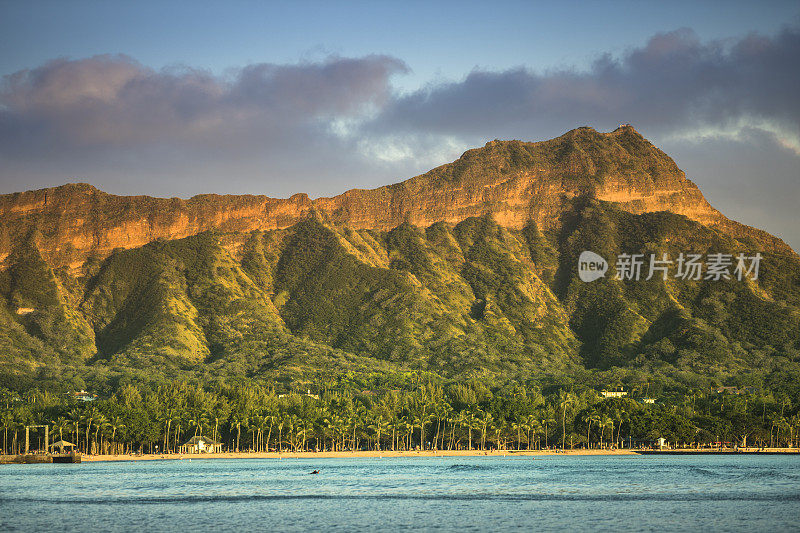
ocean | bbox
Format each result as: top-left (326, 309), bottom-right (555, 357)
top-left (1, 455), bottom-right (799, 531)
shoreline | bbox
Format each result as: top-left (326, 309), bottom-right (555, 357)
top-left (83, 449), bottom-right (634, 461)
top-left (80, 448), bottom-right (799, 462)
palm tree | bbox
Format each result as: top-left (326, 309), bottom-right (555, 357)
top-left (260, 414), bottom-right (275, 452)
top-left (477, 410), bottom-right (493, 450)
top-left (93, 413), bottom-right (108, 454)
top-left (188, 414), bottom-right (204, 438)
top-left (600, 416), bottom-right (614, 449)
top-left (401, 416), bottom-right (414, 451)
top-left (584, 411), bottom-right (596, 449)
top-left (464, 410), bottom-right (477, 450)
top-left (511, 421), bottom-right (524, 450)
top-left (778, 417), bottom-right (791, 448)
top-left (162, 414), bottom-right (174, 454)
top-left (790, 414), bottom-right (800, 448)
top-left (414, 412), bottom-right (434, 450)
top-left (100, 416), bottom-right (117, 454)
top-left (493, 423), bottom-right (504, 450)
top-left (276, 415), bottom-right (286, 452)
top-left (590, 414), bottom-right (602, 449)
top-left (250, 413), bottom-right (263, 452)
top-left (322, 415), bottom-right (335, 451)
top-left (395, 417), bottom-right (407, 451)
top-left (451, 411), bottom-right (467, 450)
top-left (524, 416), bottom-right (541, 450)
top-left (212, 416), bottom-right (221, 449)
top-left (558, 390), bottom-right (575, 450)
top-left (283, 415), bottom-right (295, 452)
top-left (295, 415), bottom-right (306, 452)
top-left (433, 402), bottom-right (452, 451)
top-left (68, 408), bottom-right (82, 453)
top-left (298, 416), bottom-right (311, 452)
top-left (768, 413), bottom-right (781, 448)
top-left (230, 414), bottom-right (244, 452)
top-left (83, 406), bottom-right (99, 455)
top-left (335, 414), bottom-right (349, 451)
top-left (240, 415), bottom-right (254, 452)
top-left (1, 410), bottom-right (15, 454)
top-left (368, 415), bottom-right (387, 451)
top-left (108, 416), bottom-right (126, 454)
top-left (614, 406), bottom-right (628, 448)
top-left (388, 417), bottom-right (401, 451)
top-left (7, 416), bottom-right (22, 454)
top-left (541, 413), bottom-right (556, 449)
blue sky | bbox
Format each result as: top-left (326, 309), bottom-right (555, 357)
top-left (2, 1), bottom-right (795, 91)
top-left (1, 0), bottom-right (799, 249)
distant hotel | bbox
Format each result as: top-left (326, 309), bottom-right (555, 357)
top-left (70, 390), bottom-right (97, 402)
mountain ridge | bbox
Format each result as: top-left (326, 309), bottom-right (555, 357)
top-left (1, 126), bottom-right (793, 274)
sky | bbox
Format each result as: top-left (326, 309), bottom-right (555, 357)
top-left (1, 0), bottom-right (799, 250)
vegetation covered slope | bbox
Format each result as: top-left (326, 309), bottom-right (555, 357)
top-left (555, 199), bottom-right (800, 379)
top-left (0, 198), bottom-right (798, 394)
top-left (1, 127), bottom-right (799, 395)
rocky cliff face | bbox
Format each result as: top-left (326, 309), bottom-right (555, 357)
top-left (0, 125), bottom-right (791, 272)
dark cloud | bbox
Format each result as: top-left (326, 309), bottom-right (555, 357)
top-left (367, 25), bottom-right (800, 146)
top-left (1, 54), bottom-right (407, 151)
top-left (0, 54), bottom-right (410, 197)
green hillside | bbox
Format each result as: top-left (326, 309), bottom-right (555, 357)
top-left (1, 198), bottom-right (798, 394)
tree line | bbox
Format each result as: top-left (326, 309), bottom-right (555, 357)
top-left (1, 377), bottom-right (799, 455)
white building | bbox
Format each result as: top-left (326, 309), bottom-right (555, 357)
top-left (179, 436), bottom-right (223, 454)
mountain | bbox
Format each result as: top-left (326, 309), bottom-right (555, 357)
top-left (1, 125), bottom-right (789, 273)
top-left (1, 126), bottom-right (798, 392)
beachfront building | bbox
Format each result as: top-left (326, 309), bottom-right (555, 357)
top-left (179, 436), bottom-right (223, 454)
top-left (49, 440), bottom-right (77, 453)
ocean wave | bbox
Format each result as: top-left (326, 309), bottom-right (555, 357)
top-left (445, 464), bottom-right (488, 471)
top-left (687, 466), bottom-right (720, 477)
top-left (3, 492), bottom-right (800, 505)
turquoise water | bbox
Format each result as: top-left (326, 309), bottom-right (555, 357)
top-left (1, 455), bottom-right (799, 531)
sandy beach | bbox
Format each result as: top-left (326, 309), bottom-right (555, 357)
top-left (79, 447), bottom-right (800, 462)
top-left (81, 449), bottom-right (638, 461)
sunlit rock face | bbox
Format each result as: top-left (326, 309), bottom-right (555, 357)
top-left (0, 125), bottom-right (790, 273)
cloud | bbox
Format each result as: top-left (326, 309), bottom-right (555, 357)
top-left (0, 53), bottom-right (407, 151)
top-left (0, 54), bottom-right (411, 197)
top-left (366, 25), bottom-right (800, 151)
